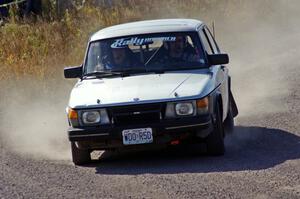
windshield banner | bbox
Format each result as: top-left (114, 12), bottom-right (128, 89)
top-left (111, 37), bottom-right (176, 48)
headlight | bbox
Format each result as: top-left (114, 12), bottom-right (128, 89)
top-left (165, 97), bottom-right (209, 118)
top-left (165, 101), bottom-right (196, 118)
top-left (175, 102), bottom-right (194, 116)
top-left (82, 111), bottom-right (101, 124)
top-left (81, 109), bottom-right (110, 125)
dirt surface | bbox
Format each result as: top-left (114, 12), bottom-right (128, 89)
top-left (1, 55), bottom-right (300, 199)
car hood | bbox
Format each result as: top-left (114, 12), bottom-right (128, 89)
top-left (68, 69), bottom-right (213, 108)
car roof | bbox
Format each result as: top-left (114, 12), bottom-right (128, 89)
top-left (90, 19), bottom-right (204, 41)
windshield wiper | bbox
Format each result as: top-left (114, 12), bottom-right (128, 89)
top-left (148, 69), bottom-right (165, 74)
top-left (117, 68), bottom-right (165, 74)
top-left (113, 68), bottom-right (147, 74)
top-left (83, 71), bottom-right (127, 79)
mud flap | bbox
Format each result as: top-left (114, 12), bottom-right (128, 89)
top-left (229, 90), bottom-right (238, 117)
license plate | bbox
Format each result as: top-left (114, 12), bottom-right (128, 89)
top-left (122, 128), bottom-right (153, 145)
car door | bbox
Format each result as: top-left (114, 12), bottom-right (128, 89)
top-left (199, 26), bottom-right (229, 121)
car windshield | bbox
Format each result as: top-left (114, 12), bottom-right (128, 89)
top-left (84, 32), bottom-right (206, 76)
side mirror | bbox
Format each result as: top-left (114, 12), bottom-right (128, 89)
top-left (64, 65), bottom-right (83, 79)
top-left (208, 54), bottom-right (229, 65)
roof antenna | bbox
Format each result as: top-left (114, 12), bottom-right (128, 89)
top-left (212, 21), bottom-right (216, 38)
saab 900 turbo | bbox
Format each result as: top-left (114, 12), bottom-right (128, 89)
top-left (64, 19), bottom-right (238, 165)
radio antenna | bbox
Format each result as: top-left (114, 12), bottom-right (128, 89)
top-left (212, 21), bottom-right (216, 38)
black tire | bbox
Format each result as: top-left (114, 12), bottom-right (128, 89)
top-left (71, 142), bottom-right (91, 165)
top-left (206, 102), bottom-right (225, 156)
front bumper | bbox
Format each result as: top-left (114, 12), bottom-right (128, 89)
top-left (68, 115), bottom-right (212, 150)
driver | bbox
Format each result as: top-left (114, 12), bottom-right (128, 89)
top-left (112, 47), bottom-right (130, 68)
top-left (156, 35), bottom-right (199, 64)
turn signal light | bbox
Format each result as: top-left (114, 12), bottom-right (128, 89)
top-left (68, 108), bottom-right (78, 119)
top-left (197, 97), bottom-right (209, 108)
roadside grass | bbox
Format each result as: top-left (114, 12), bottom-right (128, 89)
top-left (0, 3), bottom-right (145, 83)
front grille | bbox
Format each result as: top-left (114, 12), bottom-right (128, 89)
top-left (110, 104), bottom-right (162, 125)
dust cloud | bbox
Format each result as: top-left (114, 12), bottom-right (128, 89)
top-left (0, 79), bottom-right (72, 160)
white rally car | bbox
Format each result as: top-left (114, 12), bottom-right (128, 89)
top-left (64, 19), bottom-right (238, 165)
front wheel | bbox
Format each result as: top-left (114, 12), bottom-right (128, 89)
top-left (71, 142), bottom-right (91, 165)
top-left (206, 102), bottom-right (225, 156)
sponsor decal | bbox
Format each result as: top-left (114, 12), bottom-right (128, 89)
top-left (111, 37), bottom-right (176, 48)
